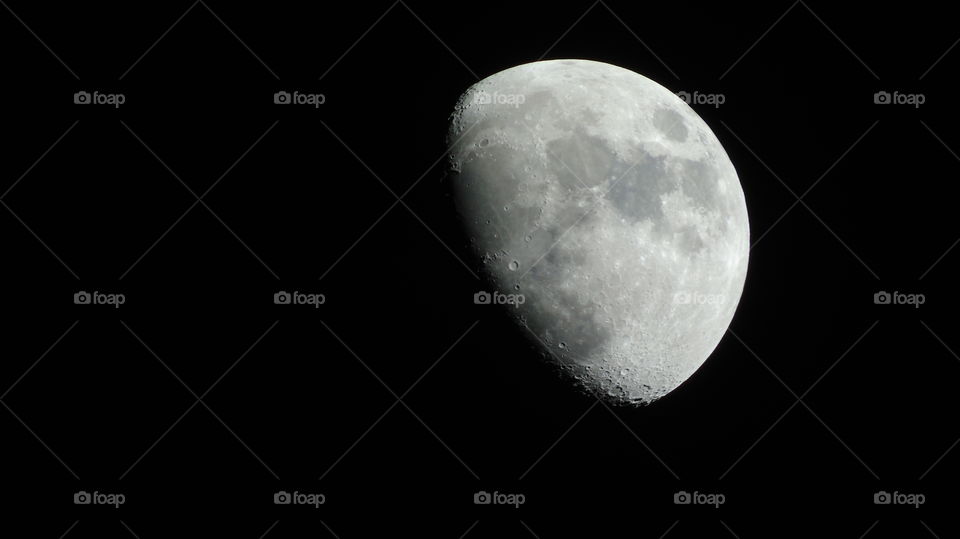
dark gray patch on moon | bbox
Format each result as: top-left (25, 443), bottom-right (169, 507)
top-left (653, 108), bottom-right (688, 141)
top-left (538, 125), bottom-right (727, 251)
top-left (605, 151), bottom-right (671, 224)
top-left (676, 226), bottom-right (706, 253)
top-left (547, 127), bottom-right (621, 189)
top-left (678, 158), bottom-right (721, 210)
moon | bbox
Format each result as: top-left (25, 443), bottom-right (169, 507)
top-left (446, 59), bottom-right (749, 405)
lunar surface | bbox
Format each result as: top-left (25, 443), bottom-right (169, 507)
top-left (446, 59), bottom-right (749, 405)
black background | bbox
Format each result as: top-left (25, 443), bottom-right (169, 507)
top-left (1, 0), bottom-right (957, 537)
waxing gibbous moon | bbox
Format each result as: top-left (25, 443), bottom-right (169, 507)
top-left (446, 59), bottom-right (749, 405)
